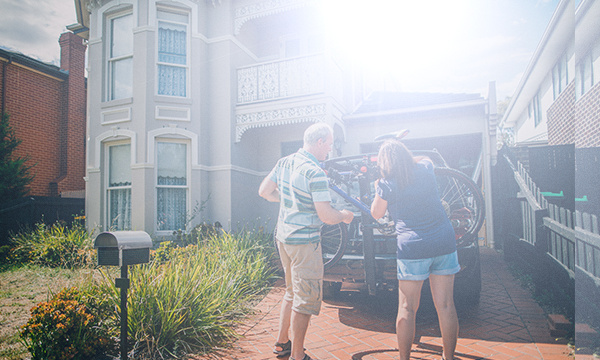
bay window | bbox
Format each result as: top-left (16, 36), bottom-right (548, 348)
top-left (107, 143), bottom-right (131, 230)
top-left (157, 9), bottom-right (188, 97)
top-left (156, 141), bottom-right (188, 231)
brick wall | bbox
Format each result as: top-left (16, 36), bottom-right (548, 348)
top-left (547, 82), bottom-right (576, 146)
top-left (1, 62), bottom-right (64, 196)
top-left (575, 82), bottom-right (600, 148)
top-left (0, 32), bottom-right (86, 197)
top-left (58, 32), bottom-right (87, 196)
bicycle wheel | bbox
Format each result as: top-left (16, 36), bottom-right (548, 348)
top-left (321, 223), bottom-right (348, 270)
top-left (434, 167), bottom-right (485, 247)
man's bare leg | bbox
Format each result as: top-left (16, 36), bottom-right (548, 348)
top-left (290, 310), bottom-right (311, 360)
top-left (276, 298), bottom-right (292, 345)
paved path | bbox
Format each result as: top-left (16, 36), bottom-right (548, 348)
top-left (196, 247), bottom-right (573, 359)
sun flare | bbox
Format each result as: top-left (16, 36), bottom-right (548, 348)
top-left (319, 0), bottom-right (473, 88)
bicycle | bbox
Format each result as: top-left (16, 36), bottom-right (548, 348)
top-left (318, 130), bottom-right (485, 298)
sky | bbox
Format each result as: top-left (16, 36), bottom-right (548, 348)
top-left (0, 0), bottom-right (560, 101)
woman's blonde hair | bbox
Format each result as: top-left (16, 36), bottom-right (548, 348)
top-left (377, 140), bottom-right (415, 189)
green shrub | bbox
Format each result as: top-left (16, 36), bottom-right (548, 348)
top-left (20, 287), bottom-right (117, 360)
top-left (173, 221), bottom-right (224, 246)
top-left (151, 240), bottom-right (177, 264)
top-left (10, 222), bottom-right (94, 268)
top-left (98, 228), bottom-right (276, 359)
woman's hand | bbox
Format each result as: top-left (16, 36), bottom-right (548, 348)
top-left (370, 192), bottom-right (388, 220)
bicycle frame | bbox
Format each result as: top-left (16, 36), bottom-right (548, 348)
top-left (319, 131), bottom-right (484, 298)
top-left (323, 158), bottom-right (381, 294)
top-left (321, 149), bottom-right (484, 295)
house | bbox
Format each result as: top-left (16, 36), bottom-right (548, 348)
top-left (0, 32), bottom-right (86, 198)
top-left (498, 0), bottom-right (600, 346)
top-left (497, 0), bottom-right (600, 214)
top-left (72, 0), bottom-right (497, 242)
top-left (499, 0), bottom-right (600, 148)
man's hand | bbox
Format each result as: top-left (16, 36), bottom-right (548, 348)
top-left (340, 209), bottom-right (354, 224)
top-left (315, 202), bottom-right (354, 225)
top-left (258, 177), bottom-right (280, 202)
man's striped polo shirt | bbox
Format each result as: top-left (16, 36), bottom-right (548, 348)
top-left (269, 148), bottom-right (331, 245)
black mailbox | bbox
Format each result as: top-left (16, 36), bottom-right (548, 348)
top-left (94, 231), bottom-right (152, 266)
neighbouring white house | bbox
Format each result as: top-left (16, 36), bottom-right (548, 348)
top-left (70, 0), bottom-right (497, 245)
top-left (499, 0), bottom-right (600, 148)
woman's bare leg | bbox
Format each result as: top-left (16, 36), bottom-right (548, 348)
top-left (429, 274), bottom-right (458, 360)
top-left (396, 279), bottom-right (425, 360)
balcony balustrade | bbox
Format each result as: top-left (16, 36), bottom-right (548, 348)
top-left (237, 53), bottom-right (341, 105)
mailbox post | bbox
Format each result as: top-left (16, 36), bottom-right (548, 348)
top-left (94, 231), bottom-right (152, 360)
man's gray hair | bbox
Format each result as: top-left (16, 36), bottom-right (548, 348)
top-left (303, 123), bottom-right (332, 146)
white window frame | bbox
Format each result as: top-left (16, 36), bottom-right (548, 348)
top-left (156, 6), bottom-right (190, 98)
top-left (105, 141), bottom-right (132, 231)
top-left (579, 52), bottom-right (594, 98)
top-left (533, 92), bottom-right (542, 128)
top-left (279, 33), bottom-right (324, 59)
top-left (155, 139), bottom-right (190, 233)
top-left (552, 52), bottom-right (569, 100)
top-left (105, 9), bottom-right (133, 101)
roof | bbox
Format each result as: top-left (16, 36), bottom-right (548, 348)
top-left (499, 0), bottom-right (573, 129)
top-left (347, 91), bottom-right (484, 119)
top-left (0, 47), bottom-right (68, 80)
top-left (68, 0), bottom-right (89, 40)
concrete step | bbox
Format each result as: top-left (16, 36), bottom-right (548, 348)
top-left (576, 323), bottom-right (600, 349)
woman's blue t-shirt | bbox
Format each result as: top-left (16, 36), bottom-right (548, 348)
top-left (376, 160), bottom-right (456, 260)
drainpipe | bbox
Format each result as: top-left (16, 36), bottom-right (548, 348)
top-left (1, 56), bottom-right (9, 116)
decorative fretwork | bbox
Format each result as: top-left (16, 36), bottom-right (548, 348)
top-left (237, 54), bottom-right (325, 104)
top-left (234, 0), bottom-right (314, 35)
top-left (236, 103), bottom-right (327, 142)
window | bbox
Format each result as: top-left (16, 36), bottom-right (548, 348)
top-left (281, 140), bottom-right (303, 157)
top-left (157, 9), bottom-right (188, 97)
top-left (107, 143), bottom-right (131, 230)
top-left (107, 12), bottom-right (133, 100)
top-left (280, 34), bottom-right (324, 58)
top-left (156, 142), bottom-right (188, 231)
top-left (579, 52), bottom-right (593, 97)
top-left (532, 93), bottom-right (542, 127)
top-left (552, 53), bottom-right (568, 99)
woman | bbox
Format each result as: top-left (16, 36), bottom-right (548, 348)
top-left (370, 140), bottom-right (460, 360)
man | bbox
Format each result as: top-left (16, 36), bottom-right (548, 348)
top-left (259, 123), bottom-right (354, 360)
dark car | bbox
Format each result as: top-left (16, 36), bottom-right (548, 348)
top-left (319, 149), bottom-right (484, 306)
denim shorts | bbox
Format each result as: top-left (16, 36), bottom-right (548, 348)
top-left (397, 251), bottom-right (460, 281)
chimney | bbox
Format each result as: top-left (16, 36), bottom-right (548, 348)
top-left (53, 32), bottom-right (86, 197)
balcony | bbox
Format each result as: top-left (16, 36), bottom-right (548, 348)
top-left (238, 53), bottom-right (339, 104)
top-left (235, 53), bottom-right (343, 141)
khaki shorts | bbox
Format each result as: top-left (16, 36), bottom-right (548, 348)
top-left (277, 241), bottom-right (323, 315)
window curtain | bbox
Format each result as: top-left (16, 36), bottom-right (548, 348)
top-left (109, 188), bottom-right (131, 230)
top-left (157, 188), bottom-right (186, 231)
top-left (157, 142), bottom-right (187, 231)
top-left (158, 23), bottom-right (186, 96)
top-left (108, 144), bottom-right (132, 230)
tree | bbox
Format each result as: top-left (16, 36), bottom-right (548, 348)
top-left (0, 113), bottom-right (34, 203)
top-left (496, 96), bottom-right (515, 148)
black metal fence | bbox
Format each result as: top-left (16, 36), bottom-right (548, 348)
top-left (0, 196), bottom-right (85, 246)
top-left (494, 145), bottom-right (600, 348)
top-left (493, 146), bottom-right (575, 318)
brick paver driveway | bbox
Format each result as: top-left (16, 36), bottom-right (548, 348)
top-left (195, 247), bottom-right (573, 360)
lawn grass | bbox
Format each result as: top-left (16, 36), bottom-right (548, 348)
top-left (0, 265), bottom-right (110, 360)
top-left (1, 224), bottom-right (277, 359)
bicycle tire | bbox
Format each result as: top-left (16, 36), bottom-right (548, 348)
top-left (434, 167), bottom-right (485, 246)
top-left (320, 223), bottom-right (348, 270)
